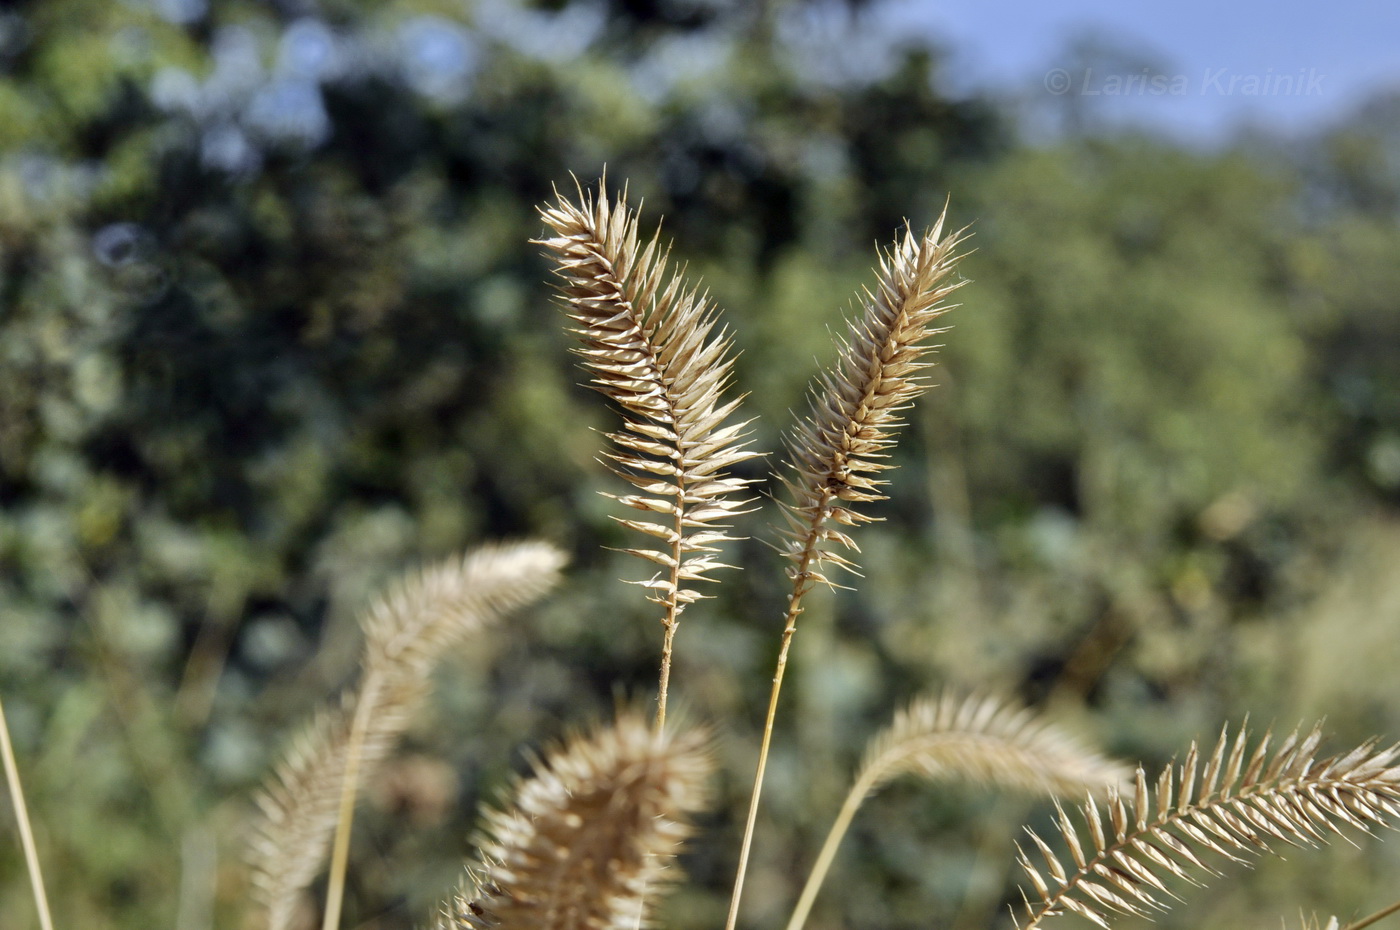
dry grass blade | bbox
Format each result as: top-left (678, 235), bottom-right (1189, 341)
top-left (536, 181), bottom-right (761, 728)
top-left (786, 691), bottom-right (1128, 930)
top-left (1015, 724), bottom-right (1400, 928)
top-left (777, 210), bottom-right (969, 593)
top-left (445, 710), bottom-right (713, 930)
top-left (248, 541), bottom-right (566, 930)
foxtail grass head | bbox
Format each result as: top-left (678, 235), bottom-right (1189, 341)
top-left (536, 181), bottom-right (761, 616)
top-left (778, 212), bottom-right (969, 592)
top-left (449, 710), bottom-right (713, 930)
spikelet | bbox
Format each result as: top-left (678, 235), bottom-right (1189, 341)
top-left (1015, 724), bottom-right (1400, 929)
top-left (248, 541), bottom-right (566, 930)
top-left (859, 691), bottom-right (1129, 801)
top-left (448, 711), bottom-right (712, 930)
top-left (361, 541), bottom-right (569, 677)
top-left (536, 182), bottom-right (760, 615)
top-left (778, 212), bottom-right (968, 591)
top-left (785, 691), bottom-right (1127, 930)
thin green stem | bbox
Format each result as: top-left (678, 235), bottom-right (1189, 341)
top-left (0, 693), bottom-right (56, 930)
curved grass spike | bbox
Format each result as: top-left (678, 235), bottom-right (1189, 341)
top-left (536, 180), bottom-right (761, 731)
top-left (1015, 723), bottom-right (1400, 929)
top-left (786, 691), bottom-right (1130, 930)
top-left (726, 209), bottom-right (970, 930)
top-left (443, 710), bottom-right (713, 930)
top-left (248, 541), bottom-right (566, 930)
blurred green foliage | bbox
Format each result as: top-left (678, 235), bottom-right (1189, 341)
top-left (1, 2), bottom-right (1399, 930)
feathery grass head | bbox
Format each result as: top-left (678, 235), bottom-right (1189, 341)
top-left (778, 210), bottom-right (969, 590)
top-left (248, 541), bottom-right (566, 930)
top-left (360, 541), bottom-right (568, 676)
top-left (1016, 723), bottom-right (1400, 929)
top-left (786, 690), bottom-right (1127, 930)
top-left (859, 690), bottom-right (1130, 801)
top-left (536, 181), bottom-right (760, 615)
top-left (449, 710), bottom-right (713, 930)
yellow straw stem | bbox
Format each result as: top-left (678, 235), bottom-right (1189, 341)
top-left (319, 670), bottom-right (382, 930)
top-left (1, 693), bottom-right (56, 930)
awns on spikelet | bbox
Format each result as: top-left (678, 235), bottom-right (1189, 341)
top-left (859, 691), bottom-right (1130, 801)
top-left (536, 183), bottom-right (760, 615)
top-left (779, 212), bottom-right (968, 590)
top-left (1016, 723), bottom-right (1400, 928)
top-left (443, 712), bottom-right (712, 930)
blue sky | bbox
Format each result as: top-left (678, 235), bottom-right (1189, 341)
top-left (879, 0), bottom-right (1400, 140)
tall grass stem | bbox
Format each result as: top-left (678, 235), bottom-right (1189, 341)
top-left (0, 693), bottom-right (56, 930)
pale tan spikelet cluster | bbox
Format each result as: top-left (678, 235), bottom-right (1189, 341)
top-left (1016, 724), bottom-right (1400, 929)
top-left (779, 212), bottom-right (968, 590)
top-left (361, 541), bottom-right (569, 676)
top-left (784, 691), bottom-right (1128, 930)
top-left (859, 691), bottom-right (1130, 800)
top-left (447, 710), bottom-right (713, 930)
top-left (248, 541), bottom-right (566, 930)
top-left (536, 182), bottom-right (760, 614)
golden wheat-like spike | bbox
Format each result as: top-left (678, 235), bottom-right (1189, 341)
top-left (785, 691), bottom-right (1127, 930)
top-left (248, 542), bottom-right (566, 930)
top-left (777, 211), bottom-right (969, 591)
top-left (536, 182), bottom-right (760, 606)
top-left (1015, 724), bottom-right (1400, 929)
top-left (446, 710), bottom-right (713, 930)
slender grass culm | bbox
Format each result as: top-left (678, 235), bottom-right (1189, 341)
top-left (1, 694), bottom-right (55, 930)
top-left (7, 176), bottom-right (1392, 930)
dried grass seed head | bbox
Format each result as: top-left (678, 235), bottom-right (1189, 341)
top-left (457, 710), bottom-right (714, 930)
top-left (536, 181), bottom-right (761, 612)
top-left (1016, 723), bottom-right (1400, 929)
top-left (779, 210), bottom-right (969, 588)
top-left (862, 690), bottom-right (1131, 801)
